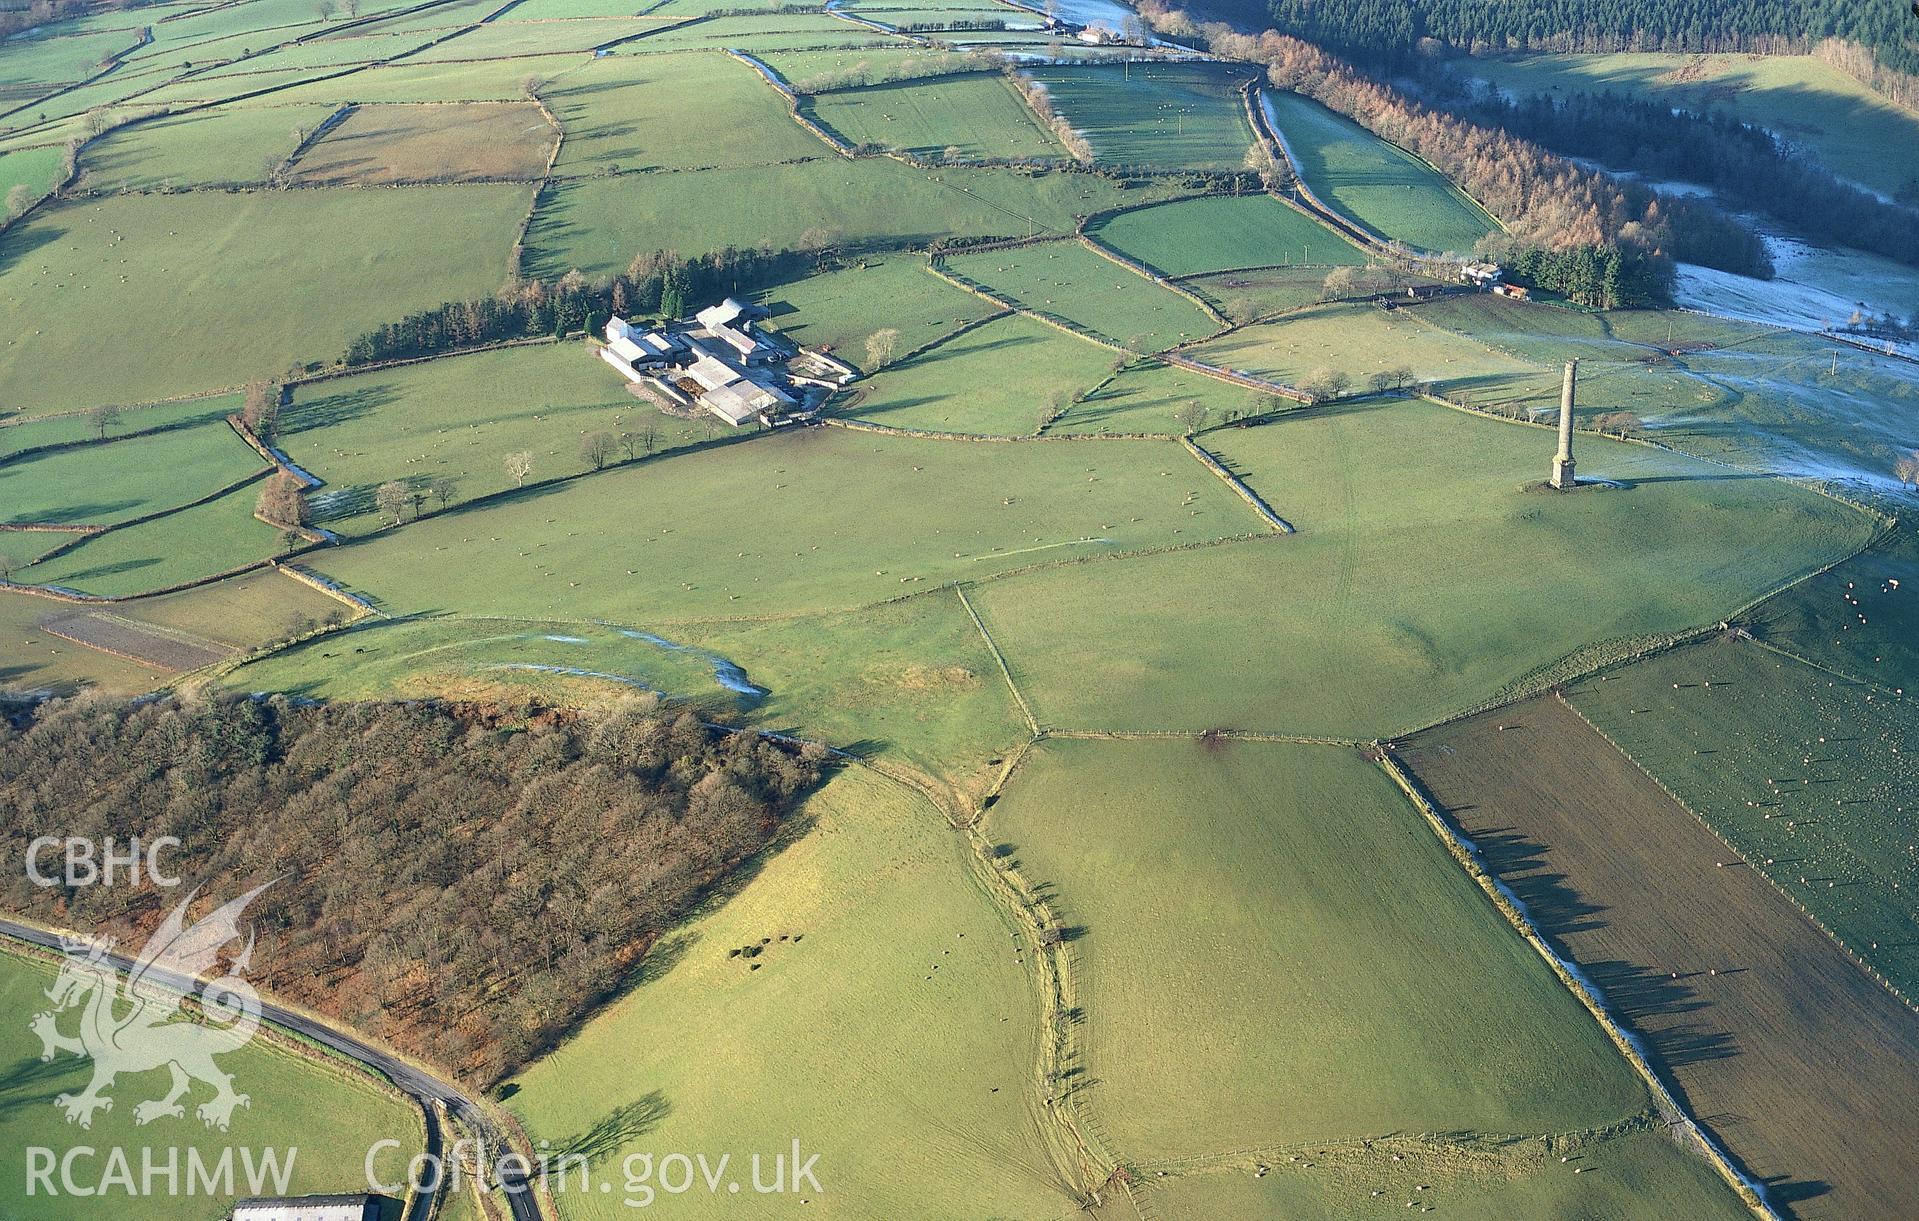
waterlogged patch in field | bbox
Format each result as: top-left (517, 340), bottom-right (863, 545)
top-left (0, 187), bottom-right (530, 413)
top-left (227, 616), bottom-right (766, 706)
top-left (804, 72), bottom-right (1062, 160)
top-left (987, 738), bottom-right (1654, 1160)
top-left (505, 768), bottom-right (1073, 1221)
top-left (0, 949), bottom-right (425, 1221)
top-left (1022, 61), bottom-right (1258, 170)
top-left (1262, 89), bottom-right (1494, 254)
top-left (968, 400), bottom-right (1871, 738)
top-left (280, 343), bottom-right (709, 533)
top-left (1087, 194), bottom-right (1364, 277)
top-left (943, 239), bottom-right (1220, 350)
top-left (1569, 638), bottom-right (1919, 999)
top-left (839, 313), bottom-right (1117, 433)
top-left (307, 425), bottom-right (1255, 621)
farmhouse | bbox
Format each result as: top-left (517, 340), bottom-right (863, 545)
top-left (600, 300), bottom-right (801, 428)
top-left (229, 1195), bottom-right (377, 1221)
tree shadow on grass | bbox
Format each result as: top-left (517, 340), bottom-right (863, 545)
top-left (548, 1092), bottom-right (673, 1169)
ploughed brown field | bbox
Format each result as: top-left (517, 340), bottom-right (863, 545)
top-left (1395, 695), bottom-right (1919, 1221)
top-left (38, 608), bottom-right (233, 671)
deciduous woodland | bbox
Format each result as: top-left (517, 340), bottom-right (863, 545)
top-left (0, 695), bottom-right (828, 1084)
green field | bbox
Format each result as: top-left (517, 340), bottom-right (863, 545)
top-left (0, 187), bottom-right (530, 414)
top-left (524, 159), bottom-right (1177, 276)
top-left (1022, 61), bottom-right (1259, 170)
top-left (986, 738), bottom-right (1661, 1160)
top-left (1050, 355), bottom-right (1262, 435)
top-left (546, 52), bottom-right (826, 176)
top-left (0, 144), bottom-right (65, 202)
top-left (1464, 52), bottom-right (1919, 200)
top-left (17, 479), bottom-right (286, 596)
top-left (504, 768), bottom-right (1075, 1221)
top-left (804, 72), bottom-right (1063, 161)
top-left (1745, 519), bottom-right (1919, 692)
top-left (80, 104), bottom-right (342, 191)
top-left (1569, 637), bottom-right (1919, 999)
top-left (1263, 89), bottom-right (1496, 254)
top-left (837, 312), bottom-right (1118, 433)
top-left (0, 946), bottom-right (425, 1221)
top-left (757, 255), bottom-right (997, 360)
top-left (1190, 302), bottom-right (1537, 394)
top-left (305, 424), bottom-right (1258, 621)
top-left (966, 399), bottom-right (1871, 738)
top-left (281, 344), bottom-right (708, 533)
top-left (1182, 263), bottom-right (1342, 319)
top-left (943, 239), bottom-right (1220, 350)
top-left (0, 417), bottom-right (262, 526)
top-left (1086, 193), bottom-right (1365, 277)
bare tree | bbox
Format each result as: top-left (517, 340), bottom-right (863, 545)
top-left (242, 380), bottom-right (279, 441)
top-left (1173, 400), bottom-right (1209, 434)
top-left (1321, 266), bottom-right (1363, 302)
top-left (4, 184), bottom-right (34, 221)
top-left (0, 553), bottom-right (15, 583)
top-left (1301, 367), bottom-right (1348, 403)
top-left (430, 475), bottom-right (459, 511)
top-left (375, 480), bottom-right (410, 525)
top-left (1367, 369), bottom-right (1396, 395)
top-left (581, 430), bottom-right (617, 471)
top-left (505, 451), bottom-right (533, 488)
top-left (863, 328), bottom-right (899, 371)
top-left (1595, 410), bottom-right (1645, 439)
top-left (255, 471), bottom-right (310, 527)
top-left (1037, 389), bottom-right (1068, 432)
top-left (314, 0), bottom-right (335, 18)
top-left (89, 404), bottom-right (122, 440)
top-left (1894, 450), bottom-right (1919, 491)
top-left (1223, 296), bottom-right (1260, 327)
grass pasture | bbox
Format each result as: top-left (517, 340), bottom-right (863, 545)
top-left (1745, 519), bottom-right (1919, 693)
top-left (504, 767), bottom-right (1074, 1221)
top-left (1182, 263), bottom-right (1340, 319)
top-left (0, 417), bottom-right (262, 527)
top-left (80, 104), bottom-right (342, 190)
top-left (0, 392), bottom-right (236, 460)
top-left (1403, 692), bottom-right (1919, 1220)
top-left (943, 239), bottom-right (1220, 350)
top-left (0, 946), bottom-right (426, 1221)
top-left (987, 738), bottom-right (1658, 1162)
top-left (837, 312), bottom-right (1117, 433)
top-left (757, 255), bottom-right (998, 360)
top-left (1262, 89), bottom-right (1495, 254)
top-left (966, 400), bottom-right (1871, 739)
top-left (545, 53), bottom-right (827, 176)
top-left (0, 29), bottom-right (143, 92)
top-left (1567, 638), bottom-right (1919, 1001)
top-left (281, 343), bottom-right (708, 533)
top-left (17, 479), bottom-right (286, 597)
top-left (1050, 355), bottom-right (1261, 435)
top-left (305, 424), bottom-right (1256, 621)
top-left (1086, 194), bottom-right (1365, 277)
top-left (1464, 52), bottom-right (1919, 201)
top-left (1150, 1127), bottom-right (1747, 1220)
top-left (803, 72), bottom-right (1063, 160)
top-left (0, 187), bottom-right (530, 414)
top-left (291, 101), bottom-right (558, 184)
top-left (1188, 303), bottom-right (1536, 394)
top-left (524, 159), bottom-right (1172, 275)
top-left (409, 17), bottom-right (652, 61)
top-left (0, 144), bottom-right (65, 201)
top-left (0, 589), bottom-right (158, 693)
top-left (1021, 61), bottom-right (1258, 170)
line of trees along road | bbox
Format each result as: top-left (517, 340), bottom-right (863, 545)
top-left (0, 695), bottom-right (829, 1086)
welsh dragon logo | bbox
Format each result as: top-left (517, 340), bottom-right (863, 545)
top-left (29, 883), bottom-right (272, 1131)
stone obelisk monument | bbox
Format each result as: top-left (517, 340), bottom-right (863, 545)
top-left (1550, 359), bottom-right (1578, 490)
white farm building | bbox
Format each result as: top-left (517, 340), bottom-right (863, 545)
top-left (229, 1196), bottom-right (378, 1221)
top-left (599, 298), bottom-right (798, 427)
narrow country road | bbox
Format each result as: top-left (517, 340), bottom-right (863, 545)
top-left (0, 919), bottom-right (542, 1221)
